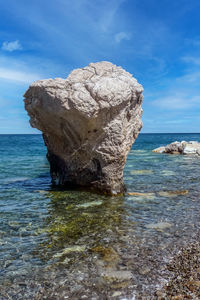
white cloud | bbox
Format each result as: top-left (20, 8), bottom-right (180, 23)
top-left (115, 31), bottom-right (131, 43)
top-left (0, 67), bottom-right (41, 83)
top-left (2, 40), bottom-right (22, 52)
top-left (179, 71), bottom-right (200, 83)
top-left (152, 94), bottom-right (200, 110)
top-left (185, 37), bottom-right (200, 47)
top-left (182, 55), bottom-right (200, 65)
top-left (96, 0), bottom-right (125, 32)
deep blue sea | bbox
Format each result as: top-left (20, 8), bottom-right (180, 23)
top-left (1, 133), bottom-right (200, 299)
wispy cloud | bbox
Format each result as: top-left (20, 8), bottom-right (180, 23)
top-left (179, 71), bottom-right (200, 83)
top-left (115, 31), bottom-right (131, 43)
top-left (153, 94), bottom-right (200, 110)
top-left (2, 40), bottom-right (22, 52)
top-left (95, 0), bottom-right (125, 32)
top-left (0, 53), bottom-right (68, 85)
top-left (182, 55), bottom-right (200, 65)
top-left (0, 0), bottom-right (128, 62)
top-left (184, 37), bottom-right (200, 47)
top-left (0, 67), bottom-right (41, 83)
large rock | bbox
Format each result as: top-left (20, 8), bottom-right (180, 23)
top-left (153, 141), bottom-right (200, 156)
top-left (24, 61), bottom-right (143, 195)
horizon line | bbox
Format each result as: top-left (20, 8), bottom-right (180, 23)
top-left (0, 132), bottom-right (200, 135)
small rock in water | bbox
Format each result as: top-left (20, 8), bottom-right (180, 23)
top-left (127, 192), bottom-right (156, 201)
top-left (61, 257), bottom-right (71, 264)
top-left (130, 170), bottom-right (153, 175)
top-left (153, 141), bottom-right (200, 156)
top-left (112, 291), bottom-right (122, 297)
top-left (76, 200), bottom-right (103, 208)
top-left (161, 170), bottom-right (175, 176)
top-left (8, 221), bottom-right (20, 229)
top-left (138, 267), bottom-right (151, 275)
top-left (101, 269), bottom-right (132, 282)
top-left (128, 192), bottom-right (155, 197)
top-left (91, 246), bottom-right (119, 264)
top-left (146, 222), bottom-right (172, 231)
top-left (53, 245), bottom-right (86, 258)
top-left (152, 146), bottom-right (166, 153)
top-left (36, 190), bottom-right (49, 194)
top-left (158, 190), bottom-right (188, 197)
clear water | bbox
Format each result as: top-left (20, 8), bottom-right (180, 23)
top-left (0, 133), bottom-right (200, 299)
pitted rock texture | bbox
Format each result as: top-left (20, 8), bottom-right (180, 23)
top-left (24, 61), bottom-right (143, 195)
top-left (153, 141), bottom-right (200, 156)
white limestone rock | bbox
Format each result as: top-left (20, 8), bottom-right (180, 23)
top-left (24, 61), bottom-right (143, 195)
top-left (153, 141), bottom-right (200, 156)
top-left (182, 141), bottom-right (200, 154)
top-left (152, 146), bottom-right (165, 153)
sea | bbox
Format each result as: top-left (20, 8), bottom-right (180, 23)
top-left (0, 133), bottom-right (200, 299)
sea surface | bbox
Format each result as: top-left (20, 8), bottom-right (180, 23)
top-left (0, 133), bottom-right (200, 299)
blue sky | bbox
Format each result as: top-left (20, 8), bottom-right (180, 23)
top-left (0, 0), bottom-right (200, 133)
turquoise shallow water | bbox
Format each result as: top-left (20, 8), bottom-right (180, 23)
top-left (0, 133), bottom-right (200, 299)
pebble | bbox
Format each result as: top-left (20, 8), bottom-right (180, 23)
top-left (112, 291), bottom-right (122, 297)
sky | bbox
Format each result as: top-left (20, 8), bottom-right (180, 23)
top-left (0, 0), bottom-right (200, 133)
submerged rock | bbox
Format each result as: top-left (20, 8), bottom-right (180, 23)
top-left (153, 141), bottom-right (200, 156)
top-left (24, 61), bottom-right (143, 195)
top-left (130, 169), bottom-right (153, 175)
top-left (76, 200), bottom-right (103, 208)
top-left (158, 190), bottom-right (188, 197)
top-left (146, 222), bottom-right (172, 231)
top-left (127, 191), bottom-right (156, 200)
top-left (127, 190), bottom-right (188, 199)
top-left (128, 192), bottom-right (155, 197)
top-left (101, 269), bottom-right (133, 282)
top-left (53, 245), bottom-right (86, 258)
top-left (91, 245), bottom-right (119, 264)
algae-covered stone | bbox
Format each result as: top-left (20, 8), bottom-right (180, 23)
top-left (91, 245), bottom-right (119, 263)
top-left (37, 191), bottom-right (125, 254)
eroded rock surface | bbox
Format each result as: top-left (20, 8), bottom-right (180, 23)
top-left (153, 141), bottom-right (200, 156)
top-left (24, 61), bottom-right (143, 194)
